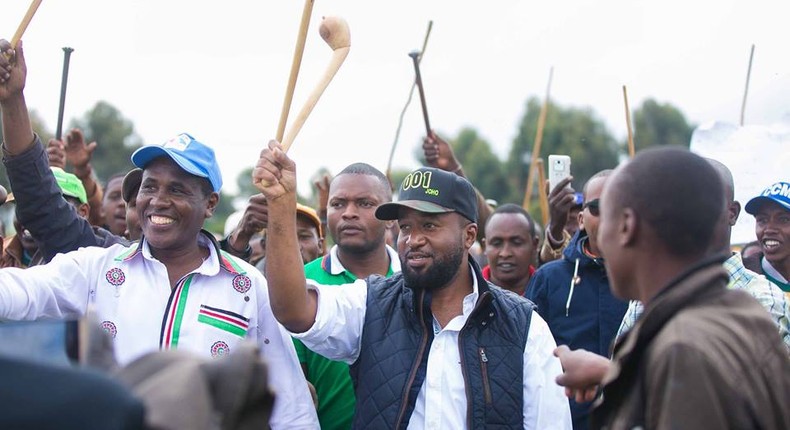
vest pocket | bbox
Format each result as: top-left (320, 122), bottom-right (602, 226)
top-left (479, 347), bottom-right (493, 405)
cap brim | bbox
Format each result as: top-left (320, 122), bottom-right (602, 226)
top-left (131, 146), bottom-right (208, 183)
top-left (122, 168), bottom-right (144, 203)
top-left (375, 200), bottom-right (454, 220)
top-left (745, 195), bottom-right (790, 215)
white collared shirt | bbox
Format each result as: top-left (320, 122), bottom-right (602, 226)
top-left (0, 235), bottom-right (318, 429)
top-left (324, 243), bottom-right (401, 276)
top-left (293, 265), bottom-right (572, 429)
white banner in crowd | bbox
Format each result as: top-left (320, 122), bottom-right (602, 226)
top-left (690, 120), bottom-right (790, 245)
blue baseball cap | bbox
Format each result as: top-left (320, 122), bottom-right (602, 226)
top-left (131, 133), bottom-right (223, 192)
top-left (745, 182), bottom-right (790, 215)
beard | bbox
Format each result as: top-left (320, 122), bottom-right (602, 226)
top-left (401, 242), bottom-right (466, 291)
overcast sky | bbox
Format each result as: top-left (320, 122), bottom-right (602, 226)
top-left (2, 0), bottom-right (788, 197)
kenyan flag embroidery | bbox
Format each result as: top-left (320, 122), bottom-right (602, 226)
top-left (198, 305), bottom-right (250, 337)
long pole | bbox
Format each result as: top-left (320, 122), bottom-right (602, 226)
top-left (409, 51), bottom-right (431, 136)
top-left (740, 44), bottom-right (755, 126)
top-left (11, 0), bottom-right (43, 49)
top-left (536, 158), bottom-right (549, 227)
top-left (386, 21), bottom-right (433, 186)
top-left (523, 67), bottom-right (553, 210)
top-left (276, 0), bottom-right (315, 142)
top-left (623, 85), bottom-right (635, 158)
top-left (55, 47), bottom-right (74, 141)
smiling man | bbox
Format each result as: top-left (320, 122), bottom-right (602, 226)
top-left (0, 41), bottom-right (317, 428)
top-left (744, 181), bottom-right (790, 295)
top-left (256, 141), bottom-right (571, 429)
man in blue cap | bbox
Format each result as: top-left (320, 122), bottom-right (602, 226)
top-left (0, 39), bottom-right (317, 428)
top-left (256, 140), bottom-right (571, 429)
top-left (744, 181), bottom-right (790, 294)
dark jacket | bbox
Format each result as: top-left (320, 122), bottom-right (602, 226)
top-left (0, 356), bottom-right (145, 430)
top-left (592, 256), bottom-right (790, 430)
top-left (349, 256), bottom-right (535, 429)
top-left (526, 230), bottom-right (627, 430)
top-left (3, 137), bottom-right (128, 262)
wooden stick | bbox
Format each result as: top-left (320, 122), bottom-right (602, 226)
top-left (740, 44), bottom-right (755, 126)
top-left (386, 20), bottom-right (433, 186)
top-left (523, 66), bottom-right (553, 210)
top-left (276, 0), bottom-right (315, 142)
top-left (11, 0), bottom-right (43, 49)
top-left (623, 85), bottom-right (635, 158)
top-left (281, 16), bottom-right (350, 153)
top-left (536, 158), bottom-right (549, 227)
top-left (409, 50), bottom-right (431, 136)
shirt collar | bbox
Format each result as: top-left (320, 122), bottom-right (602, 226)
top-left (324, 244), bottom-right (401, 276)
top-left (763, 256), bottom-right (789, 283)
top-left (114, 230), bottom-right (245, 276)
top-left (462, 263), bottom-right (480, 316)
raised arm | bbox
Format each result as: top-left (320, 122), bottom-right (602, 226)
top-left (0, 39), bottom-right (34, 154)
top-left (252, 140), bottom-right (317, 332)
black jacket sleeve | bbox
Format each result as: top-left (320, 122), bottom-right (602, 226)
top-left (3, 136), bottom-right (128, 262)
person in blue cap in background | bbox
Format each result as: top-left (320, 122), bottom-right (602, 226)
top-left (743, 181), bottom-right (790, 295)
top-left (0, 39), bottom-right (317, 429)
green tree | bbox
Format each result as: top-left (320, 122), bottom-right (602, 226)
top-left (632, 99), bottom-right (694, 150)
top-left (70, 101), bottom-right (143, 184)
top-left (507, 97), bottom-right (620, 207)
top-left (235, 167), bottom-right (259, 199)
top-left (448, 128), bottom-right (509, 204)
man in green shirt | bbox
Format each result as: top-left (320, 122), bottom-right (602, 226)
top-left (297, 163), bottom-right (400, 430)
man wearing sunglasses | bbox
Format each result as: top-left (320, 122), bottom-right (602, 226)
top-left (526, 170), bottom-right (628, 430)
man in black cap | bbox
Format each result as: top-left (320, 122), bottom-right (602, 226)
top-left (255, 140), bottom-right (571, 429)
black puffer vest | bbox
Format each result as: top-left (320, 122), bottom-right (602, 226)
top-left (350, 257), bottom-right (535, 429)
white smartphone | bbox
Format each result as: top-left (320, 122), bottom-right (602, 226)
top-left (548, 155), bottom-right (572, 192)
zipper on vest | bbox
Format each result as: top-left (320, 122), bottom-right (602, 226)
top-left (458, 291), bottom-right (493, 427)
top-left (395, 289), bottom-right (429, 428)
top-left (479, 347), bottom-right (493, 405)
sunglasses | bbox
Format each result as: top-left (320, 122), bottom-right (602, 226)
top-left (583, 199), bottom-right (600, 217)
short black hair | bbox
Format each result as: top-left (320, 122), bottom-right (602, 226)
top-left (583, 169), bottom-right (613, 200)
top-left (612, 147), bottom-right (724, 257)
top-left (333, 163), bottom-right (392, 202)
top-left (488, 203), bottom-right (536, 238)
top-left (104, 173), bottom-right (127, 190)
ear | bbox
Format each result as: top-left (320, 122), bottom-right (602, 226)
top-left (317, 237), bottom-right (325, 254)
top-left (205, 192), bottom-right (220, 218)
top-left (464, 223), bottom-right (478, 249)
top-left (531, 234), bottom-right (540, 250)
top-left (729, 201), bottom-right (741, 226)
top-left (78, 203), bottom-right (90, 219)
top-left (620, 208), bottom-right (637, 247)
top-left (480, 237), bottom-right (487, 253)
top-left (578, 209), bottom-right (585, 231)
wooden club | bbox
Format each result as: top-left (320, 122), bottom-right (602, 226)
top-left (280, 16), bottom-right (350, 153)
top-left (276, 0), bottom-right (315, 142)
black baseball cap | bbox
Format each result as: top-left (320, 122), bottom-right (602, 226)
top-left (375, 167), bottom-right (478, 223)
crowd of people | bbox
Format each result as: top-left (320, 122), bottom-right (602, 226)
top-left (1, 37), bottom-right (789, 430)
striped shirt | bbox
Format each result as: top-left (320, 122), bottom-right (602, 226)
top-left (617, 253), bottom-right (790, 350)
top-left (0, 233), bottom-right (318, 429)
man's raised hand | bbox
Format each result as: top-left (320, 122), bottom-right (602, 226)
top-left (253, 140), bottom-right (297, 202)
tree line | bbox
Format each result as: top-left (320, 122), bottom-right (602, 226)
top-left (0, 97), bottom-right (693, 233)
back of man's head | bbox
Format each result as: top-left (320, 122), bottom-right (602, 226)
top-left (613, 147), bottom-right (724, 257)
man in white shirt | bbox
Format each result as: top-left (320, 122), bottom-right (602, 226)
top-left (0, 40), bottom-right (317, 429)
top-left (255, 140), bottom-right (571, 429)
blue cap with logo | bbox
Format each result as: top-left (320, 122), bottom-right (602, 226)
top-left (375, 167), bottom-right (478, 223)
top-left (745, 181), bottom-right (790, 214)
top-left (131, 133), bottom-right (223, 192)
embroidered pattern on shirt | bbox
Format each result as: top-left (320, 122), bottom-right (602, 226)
top-left (210, 340), bottom-right (230, 358)
top-left (100, 320), bottom-right (117, 338)
top-left (232, 274), bottom-right (252, 294)
top-left (105, 268), bottom-right (126, 286)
